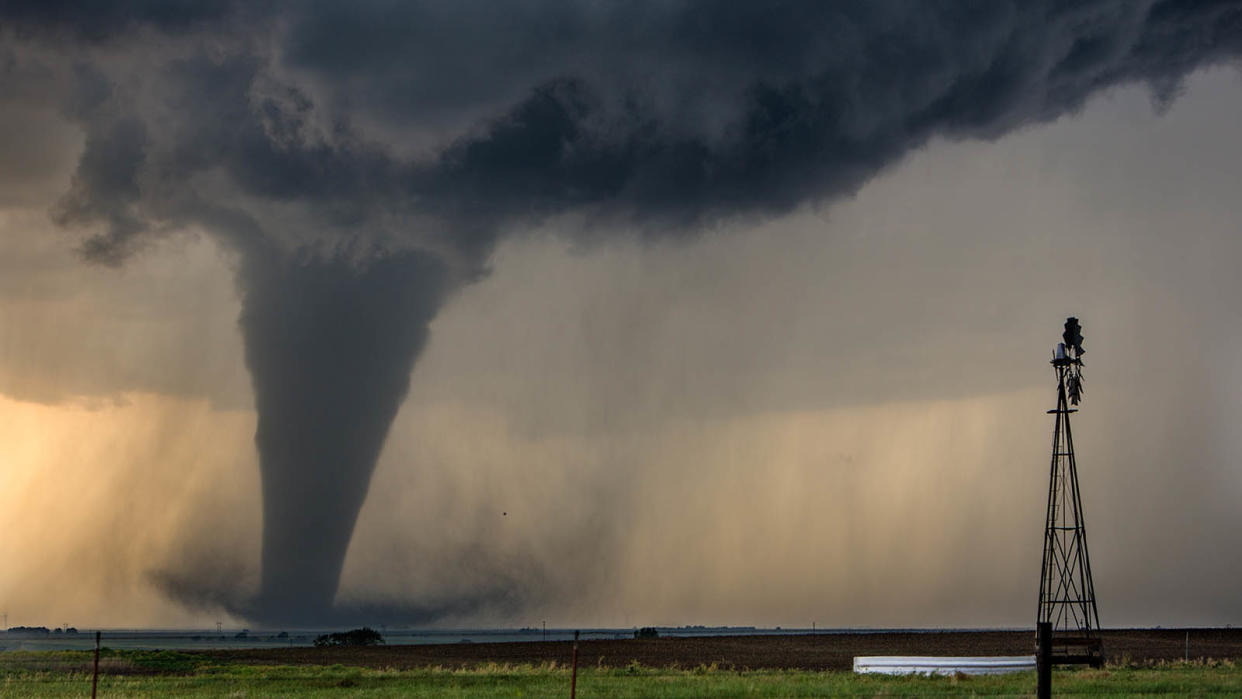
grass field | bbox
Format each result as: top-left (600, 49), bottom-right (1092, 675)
top-left (2, 650), bottom-right (1241, 697)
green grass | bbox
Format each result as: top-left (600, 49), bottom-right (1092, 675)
top-left (2, 652), bottom-right (1239, 696)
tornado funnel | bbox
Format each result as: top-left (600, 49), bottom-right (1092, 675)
top-left (238, 248), bottom-right (450, 624)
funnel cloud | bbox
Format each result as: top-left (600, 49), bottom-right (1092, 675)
top-left (1, 1), bottom-right (1240, 624)
top-left (238, 247), bottom-right (450, 623)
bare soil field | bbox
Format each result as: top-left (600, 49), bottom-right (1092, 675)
top-left (198, 628), bottom-right (1242, 671)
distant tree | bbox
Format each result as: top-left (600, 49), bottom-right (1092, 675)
top-left (314, 627), bottom-right (385, 648)
top-left (634, 627), bottom-right (659, 639)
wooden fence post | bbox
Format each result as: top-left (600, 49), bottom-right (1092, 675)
top-left (1036, 622), bottom-right (1052, 699)
top-left (91, 630), bottom-right (101, 699)
top-left (570, 630), bottom-right (580, 699)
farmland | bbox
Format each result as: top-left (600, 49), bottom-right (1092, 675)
top-left (198, 628), bottom-right (1242, 670)
top-left (2, 660), bottom-right (1241, 697)
top-left (4, 629), bottom-right (1242, 696)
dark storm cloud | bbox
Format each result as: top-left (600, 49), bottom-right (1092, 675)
top-left (0, 0), bottom-right (251, 41)
top-left (2, 0), bottom-right (1239, 625)
top-left (53, 116), bottom-right (148, 264)
top-left (23, 0), bottom-right (1240, 261)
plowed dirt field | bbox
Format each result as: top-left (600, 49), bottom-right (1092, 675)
top-left (198, 628), bottom-right (1242, 671)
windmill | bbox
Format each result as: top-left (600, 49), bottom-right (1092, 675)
top-left (1036, 317), bottom-right (1103, 670)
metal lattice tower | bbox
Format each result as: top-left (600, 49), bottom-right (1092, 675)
top-left (1036, 318), bottom-right (1102, 666)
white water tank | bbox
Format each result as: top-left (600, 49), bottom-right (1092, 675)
top-left (853, 656), bottom-right (1036, 675)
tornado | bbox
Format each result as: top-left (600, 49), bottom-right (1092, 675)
top-left (238, 248), bottom-right (451, 624)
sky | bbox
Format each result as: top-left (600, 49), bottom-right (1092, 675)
top-left (1, 1), bottom-right (1242, 630)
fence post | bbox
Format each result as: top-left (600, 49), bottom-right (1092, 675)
top-left (1036, 622), bottom-right (1052, 699)
top-left (91, 630), bottom-right (101, 699)
top-left (570, 630), bottom-right (580, 699)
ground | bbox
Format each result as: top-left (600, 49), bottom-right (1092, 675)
top-left (3, 629), bottom-right (1242, 696)
top-left (200, 628), bottom-right (1242, 670)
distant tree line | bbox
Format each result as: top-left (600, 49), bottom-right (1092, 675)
top-left (6, 626), bottom-right (69, 635)
top-left (4, 626), bottom-right (80, 635)
top-left (313, 627), bottom-right (385, 647)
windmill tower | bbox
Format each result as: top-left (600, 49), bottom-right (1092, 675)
top-left (1036, 317), bottom-right (1103, 668)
